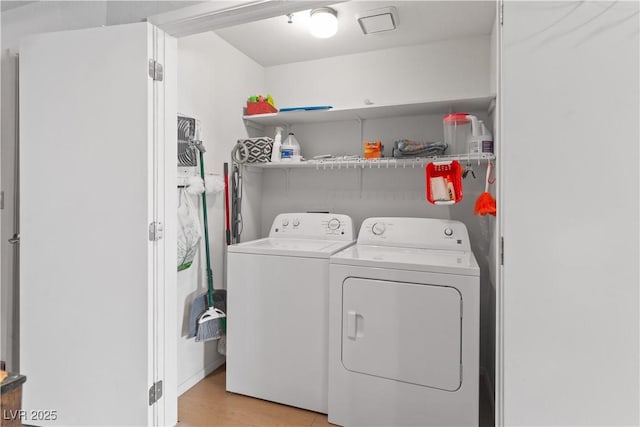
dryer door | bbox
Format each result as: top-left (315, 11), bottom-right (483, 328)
top-left (342, 278), bottom-right (462, 391)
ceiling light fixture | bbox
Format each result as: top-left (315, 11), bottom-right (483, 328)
top-left (309, 7), bottom-right (338, 38)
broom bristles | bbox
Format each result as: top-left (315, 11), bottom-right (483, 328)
top-left (195, 318), bottom-right (225, 342)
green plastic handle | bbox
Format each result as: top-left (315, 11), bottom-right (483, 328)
top-left (199, 150), bottom-right (215, 309)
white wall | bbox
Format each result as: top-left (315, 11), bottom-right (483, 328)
top-left (265, 36), bottom-right (491, 109)
top-left (176, 31), bottom-right (264, 393)
top-left (501, 1), bottom-right (639, 425)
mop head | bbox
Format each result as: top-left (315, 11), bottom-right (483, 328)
top-left (195, 308), bottom-right (226, 342)
top-left (186, 175), bottom-right (204, 195)
top-left (474, 192), bottom-right (497, 216)
top-left (204, 174), bottom-right (225, 194)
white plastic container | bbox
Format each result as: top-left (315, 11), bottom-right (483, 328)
top-left (271, 126), bottom-right (283, 162)
top-left (443, 113), bottom-right (471, 155)
top-left (281, 132), bottom-right (301, 162)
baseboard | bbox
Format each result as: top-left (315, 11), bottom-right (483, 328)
top-left (178, 354), bottom-right (226, 396)
top-left (479, 367), bottom-right (495, 415)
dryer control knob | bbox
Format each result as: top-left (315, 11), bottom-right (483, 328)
top-left (372, 222), bottom-right (386, 236)
top-left (293, 219), bottom-right (300, 227)
top-left (327, 218), bottom-right (341, 230)
top-left (444, 227), bottom-right (453, 237)
top-left (282, 219), bottom-right (290, 227)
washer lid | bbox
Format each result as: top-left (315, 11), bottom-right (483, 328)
top-left (330, 245), bottom-right (479, 276)
top-left (228, 237), bottom-right (355, 258)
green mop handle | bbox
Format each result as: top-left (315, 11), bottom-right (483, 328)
top-left (199, 149), bottom-right (214, 309)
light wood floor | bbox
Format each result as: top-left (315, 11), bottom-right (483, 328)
top-left (177, 365), bottom-right (332, 426)
top-left (178, 365), bottom-right (494, 427)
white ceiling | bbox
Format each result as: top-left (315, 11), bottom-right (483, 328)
top-left (214, 1), bottom-right (496, 67)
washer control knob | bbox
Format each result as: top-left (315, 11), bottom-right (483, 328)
top-left (444, 227), bottom-right (454, 237)
top-left (372, 222), bottom-right (386, 236)
top-left (327, 218), bottom-right (341, 231)
top-left (282, 218), bottom-right (290, 227)
top-left (293, 218), bottom-right (300, 227)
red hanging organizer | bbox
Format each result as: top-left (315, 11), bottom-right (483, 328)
top-left (425, 160), bottom-right (463, 205)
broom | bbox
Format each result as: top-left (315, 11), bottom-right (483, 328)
top-left (474, 161), bottom-right (496, 216)
top-left (194, 142), bottom-right (226, 342)
top-left (185, 168), bottom-right (225, 339)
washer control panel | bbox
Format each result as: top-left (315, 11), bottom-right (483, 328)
top-left (359, 217), bottom-right (471, 251)
top-left (270, 213), bottom-right (355, 241)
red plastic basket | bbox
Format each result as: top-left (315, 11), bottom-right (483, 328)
top-left (425, 160), bottom-right (463, 205)
top-left (246, 101), bottom-right (278, 115)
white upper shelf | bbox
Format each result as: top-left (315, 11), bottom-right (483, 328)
top-left (243, 95), bottom-right (496, 127)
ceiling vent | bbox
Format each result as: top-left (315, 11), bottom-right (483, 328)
top-left (356, 6), bottom-right (398, 35)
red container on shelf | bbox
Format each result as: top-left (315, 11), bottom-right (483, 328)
top-left (246, 101), bottom-right (278, 115)
top-left (425, 160), bottom-right (463, 205)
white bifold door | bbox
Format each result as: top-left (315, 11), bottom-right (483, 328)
top-left (19, 23), bottom-right (177, 426)
top-left (500, 2), bottom-right (639, 425)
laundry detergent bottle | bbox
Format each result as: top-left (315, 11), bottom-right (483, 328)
top-left (478, 120), bottom-right (494, 154)
top-left (271, 126), bottom-right (283, 162)
top-left (281, 132), bottom-right (301, 162)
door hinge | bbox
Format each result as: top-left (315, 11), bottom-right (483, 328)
top-left (148, 380), bottom-right (163, 406)
top-left (149, 222), bottom-right (164, 241)
top-left (148, 59), bottom-right (164, 81)
top-left (500, 1), bottom-right (504, 25)
top-left (500, 236), bottom-right (504, 265)
top-left (0, 191), bottom-right (3, 210)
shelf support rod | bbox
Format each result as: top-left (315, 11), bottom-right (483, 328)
top-left (284, 168), bottom-right (290, 192)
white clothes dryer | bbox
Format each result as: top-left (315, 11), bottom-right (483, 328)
top-left (226, 213), bottom-right (355, 414)
top-left (328, 217), bottom-right (480, 426)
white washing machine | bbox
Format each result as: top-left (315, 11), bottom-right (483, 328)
top-left (328, 217), bottom-right (480, 426)
top-left (226, 212), bottom-right (355, 414)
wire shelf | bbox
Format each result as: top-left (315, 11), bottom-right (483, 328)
top-left (245, 153), bottom-right (495, 170)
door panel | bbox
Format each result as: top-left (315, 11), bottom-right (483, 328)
top-left (19, 23), bottom-right (175, 426)
top-left (500, 2), bottom-right (639, 425)
top-left (342, 278), bottom-right (462, 391)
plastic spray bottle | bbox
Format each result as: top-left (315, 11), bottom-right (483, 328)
top-left (271, 126), bottom-right (283, 162)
